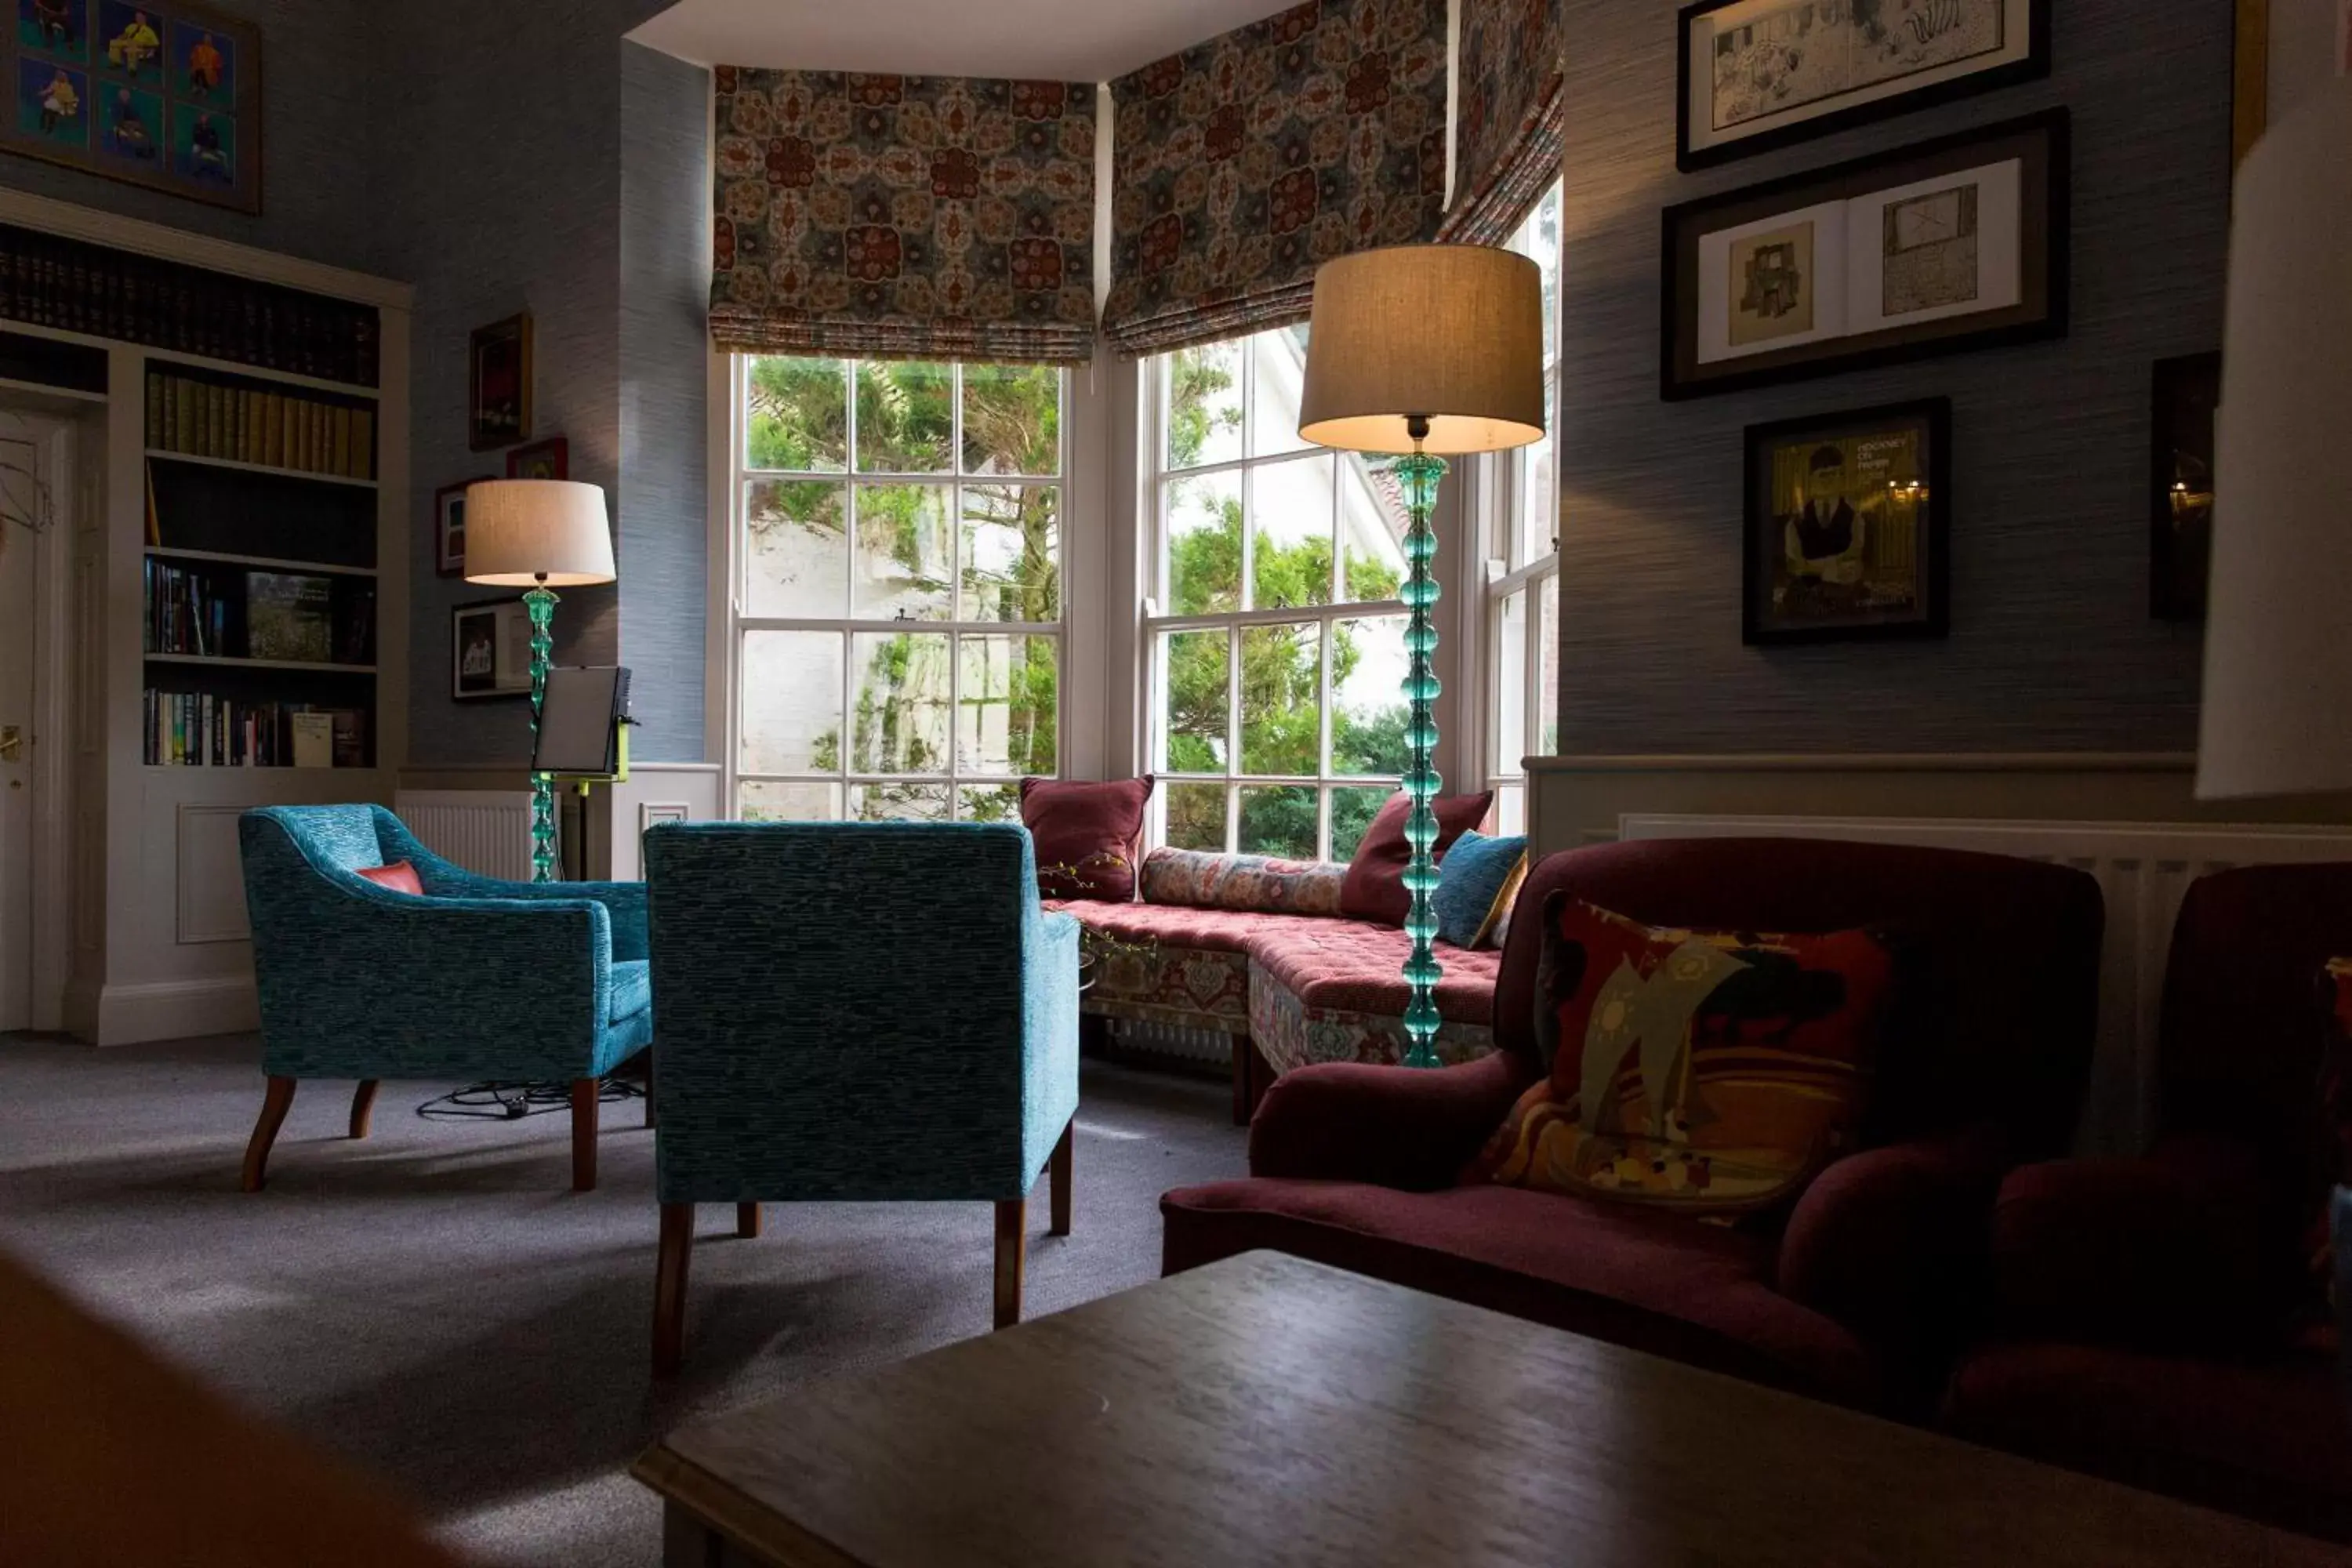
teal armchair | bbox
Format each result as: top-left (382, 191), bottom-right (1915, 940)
top-left (643, 821), bottom-right (1080, 1374)
top-left (236, 804), bottom-right (654, 1193)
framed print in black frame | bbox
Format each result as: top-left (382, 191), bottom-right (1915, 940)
top-left (2150, 350), bottom-right (2221, 622)
top-left (1663, 109), bottom-right (2067, 401)
top-left (1677, 0), bottom-right (2049, 171)
top-left (450, 597), bottom-right (534, 701)
top-left (1744, 397), bottom-right (1951, 645)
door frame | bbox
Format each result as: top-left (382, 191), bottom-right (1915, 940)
top-left (2, 412), bottom-right (79, 1032)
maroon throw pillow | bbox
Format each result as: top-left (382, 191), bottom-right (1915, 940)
top-left (1021, 777), bottom-right (1153, 902)
top-left (1338, 789), bottom-right (1495, 925)
top-left (354, 859), bottom-right (424, 895)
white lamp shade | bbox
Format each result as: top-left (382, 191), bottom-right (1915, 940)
top-left (462, 480), bottom-right (616, 588)
top-left (2197, 82), bottom-right (2352, 799)
top-left (1298, 243), bottom-right (1548, 456)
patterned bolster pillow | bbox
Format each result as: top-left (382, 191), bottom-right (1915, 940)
top-left (1138, 848), bottom-right (1347, 916)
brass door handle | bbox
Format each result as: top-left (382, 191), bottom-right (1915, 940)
top-left (0, 724), bottom-right (20, 763)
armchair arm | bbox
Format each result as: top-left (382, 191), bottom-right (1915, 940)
top-left (1247, 1050), bottom-right (1540, 1191)
top-left (375, 811), bottom-right (648, 960)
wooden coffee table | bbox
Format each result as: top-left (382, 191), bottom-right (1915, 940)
top-left (633, 1250), bottom-right (2343, 1567)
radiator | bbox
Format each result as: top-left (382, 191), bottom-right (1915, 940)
top-left (392, 790), bottom-right (535, 882)
top-left (1617, 815), bottom-right (2352, 1156)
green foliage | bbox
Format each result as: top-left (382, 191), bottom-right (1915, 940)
top-left (1165, 347), bottom-right (1241, 470)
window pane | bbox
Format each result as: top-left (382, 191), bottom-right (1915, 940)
top-left (1337, 452), bottom-right (1407, 602)
top-left (1538, 571), bottom-right (1560, 756)
top-left (1330, 785), bottom-right (1392, 862)
top-left (744, 479), bottom-right (846, 618)
top-left (746, 356), bottom-right (847, 472)
top-left (1332, 615), bottom-right (1410, 776)
top-left (1166, 471), bottom-right (1242, 615)
top-left (1163, 339), bottom-right (1243, 470)
top-left (849, 782), bottom-right (952, 822)
top-left (740, 631), bottom-right (843, 774)
top-left (1238, 786), bottom-right (1316, 859)
top-left (740, 779), bottom-right (840, 821)
top-left (1249, 325), bottom-right (1312, 459)
top-left (1494, 588), bottom-right (1527, 776)
top-left (850, 631), bottom-right (951, 774)
top-left (960, 484), bottom-right (1061, 622)
top-left (852, 485), bottom-right (953, 620)
top-left (1513, 423), bottom-right (1555, 571)
top-left (1238, 621), bottom-right (1319, 776)
top-left (1163, 782), bottom-right (1228, 852)
top-left (855, 361), bottom-right (953, 473)
top-left (962, 365), bottom-right (1061, 476)
top-left (1250, 454), bottom-right (1335, 610)
top-left (959, 782), bottom-right (1022, 823)
top-left (1493, 782), bottom-right (1527, 838)
top-left (958, 633), bottom-right (1059, 776)
top-left (1161, 629), bottom-right (1229, 772)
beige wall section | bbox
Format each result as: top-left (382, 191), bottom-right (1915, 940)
top-left (2267, 0), bottom-right (2343, 126)
top-left (1527, 754), bottom-right (2352, 858)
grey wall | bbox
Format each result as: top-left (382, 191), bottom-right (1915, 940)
top-left (0, 0), bottom-right (379, 273)
top-left (1555, 0), bottom-right (2229, 754)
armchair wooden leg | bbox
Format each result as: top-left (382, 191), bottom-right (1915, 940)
top-left (348, 1080), bottom-right (380, 1141)
top-left (993, 1197), bottom-right (1026, 1330)
top-left (571, 1079), bottom-right (599, 1193)
top-left (736, 1202), bottom-right (760, 1239)
top-left (653, 1203), bottom-right (694, 1377)
top-left (1048, 1116), bottom-right (1074, 1238)
top-left (241, 1076), bottom-right (297, 1192)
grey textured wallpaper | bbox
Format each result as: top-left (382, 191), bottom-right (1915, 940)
top-left (1555, 0), bottom-right (2227, 754)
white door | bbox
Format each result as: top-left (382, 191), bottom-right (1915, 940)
top-left (0, 434), bottom-right (40, 1032)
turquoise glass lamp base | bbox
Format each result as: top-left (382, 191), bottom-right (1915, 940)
top-left (524, 583), bottom-right (559, 883)
top-left (1395, 449), bottom-right (1448, 1070)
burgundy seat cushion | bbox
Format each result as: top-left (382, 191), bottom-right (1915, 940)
top-left (1247, 920), bottom-right (1501, 1025)
top-left (1047, 898), bottom-right (1339, 954)
top-left (1161, 1179), bottom-right (1878, 1406)
top-left (1944, 1338), bottom-right (2352, 1541)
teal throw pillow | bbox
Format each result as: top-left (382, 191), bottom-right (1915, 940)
top-left (1432, 831), bottom-right (1529, 949)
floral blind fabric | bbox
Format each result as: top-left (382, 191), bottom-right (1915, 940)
top-left (1103, 0), bottom-right (1449, 359)
top-left (710, 70), bottom-right (1098, 366)
top-left (1443, 0), bottom-right (1564, 245)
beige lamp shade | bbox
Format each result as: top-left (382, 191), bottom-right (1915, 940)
top-left (462, 480), bottom-right (616, 588)
top-left (2196, 79), bottom-right (2352, 799)
top-left (1298, 243), bottom-right (1548, 456)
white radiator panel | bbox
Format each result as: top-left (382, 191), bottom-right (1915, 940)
top-left (393, 790), bottom-right (535, 882)
top-left (1617, 815), bottom-right (2352, 1156)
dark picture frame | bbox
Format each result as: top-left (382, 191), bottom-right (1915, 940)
top-left (1744, 397), bottom-right (1951, 645)
top-left (505, 434), bottom-right (566, 481)
top-left (1677, 0), bottom-right (2049, 171)
top-left (2150, 350), bottom-right (2221, 622)
top-left (467, 312), bottom-right (532, 452)
top-left (434, 475), bottom-right (488, 579)
top-left (0, 0), bottom-right (262, 213)
top-left (450, 597), bottom-right (533, 701)
top-left (1663, 109), bottom-right (2068, 401)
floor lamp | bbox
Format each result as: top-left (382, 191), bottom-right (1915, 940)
top-left (463, 480), bottom-right (617, 883)
top-left (1298, 245), bottom-right (1547, 1068)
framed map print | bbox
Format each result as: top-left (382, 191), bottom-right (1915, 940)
top-left (1662, 110), bottom-right (2067, 400)
top-left (1679, 0), bottom-right (2049, 170)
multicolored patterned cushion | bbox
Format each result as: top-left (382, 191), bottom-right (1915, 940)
top-left (1431, 832), bottom-right (1527, 949)
top-left (1022, 776), bottom-right (1153, 902)
top-left (1470, 895), bottom-right (1895, 1218)
top-left (1338, 790), bottom-right (1496, 926)
top-left (1138, 848), bottom-right (1348, 916)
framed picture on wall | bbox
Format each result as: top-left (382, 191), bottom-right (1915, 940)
top-left (1677, 0), bottom-right (2049, 170)
top-left (467, 313), bottom-right (532, 451)
top-left (435, 476), bottom-right (488, 578)
top-left (450, 598), bottom-right (535, 700)
top-left (1744, 397), bottom-right (1951, 644)
top-left (505, 435), bottom-right (566, 481)
top-left (1663, 109), bottom-right (2068, 400)
top-left (2150, 351), bottom-right (2220, 622)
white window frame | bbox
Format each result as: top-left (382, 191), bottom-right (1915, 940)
top-left (720, 352), bottom-right (1072, 822)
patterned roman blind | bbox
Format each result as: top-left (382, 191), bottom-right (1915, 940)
top-left (710, 70), bottom-right (1098, 366)
top-left (1102, 0), bottom-right (1450, 359)
top-left (1442, 0), bottom-right (1565, 245)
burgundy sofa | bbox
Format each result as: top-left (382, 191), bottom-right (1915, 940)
top-left (1943, 862), bottom-right (2352, 1540)
top-left (1161, 836), bottom-right (2105, 1415)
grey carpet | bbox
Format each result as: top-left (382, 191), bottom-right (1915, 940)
top-left (0, 1033), bottom-right (1247, 1566)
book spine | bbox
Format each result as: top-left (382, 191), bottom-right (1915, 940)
top-left (352, 407), bottom-right (375, 481)
top-left (144, 372), bottom-right (162, 448)
top-left (332, 407), bottom-right (351, 477)
top-left (263, 391), bottom-right (282, 468)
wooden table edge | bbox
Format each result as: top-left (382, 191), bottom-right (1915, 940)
top-left (633, 1442), bottom-right (867, 1568)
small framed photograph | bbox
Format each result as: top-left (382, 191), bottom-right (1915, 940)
top-left (1678, 0), bottom-right (2049, 171)
top-left (450, 598), bottom-right (535, 700)
top-left (2150, 351), bottom-right (2221, 622)
top-left (435, 476), bottom-right (489, 578)
top-left (1744, 397), bottom-right (1950, 645)
top-left (467, 312), bottom-right (532, 451)
top-left (1663, 110), bottom-right (2067, 400)
top-left (506, 435), bottom-right (567, 481)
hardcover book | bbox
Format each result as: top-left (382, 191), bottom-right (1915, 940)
top-left (245, 572), bottom-right (333, 663)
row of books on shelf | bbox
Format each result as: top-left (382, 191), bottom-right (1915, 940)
top-left (143, 693), bottom-right (368, 768)
top-left (144, 559), bottom-right (230, 657)
top-left (144, 561), bottom-right (376, 665)
top-left (147, 372), bottom-right (375, 481)
top-left (0, 223), bottom-right (381, 387)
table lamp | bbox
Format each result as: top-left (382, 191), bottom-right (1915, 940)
top-left (464, 479), bottom-right (618, 881)
top-left (1299, 244), bottom-right (1547, 1067)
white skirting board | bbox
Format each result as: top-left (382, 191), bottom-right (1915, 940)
top-left (392, 790), bottom-right (535, 882)
top-left (1618, 814), bottom-right (2352, 1156)
top-left (81, 975), bottom-right (259, 1044)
